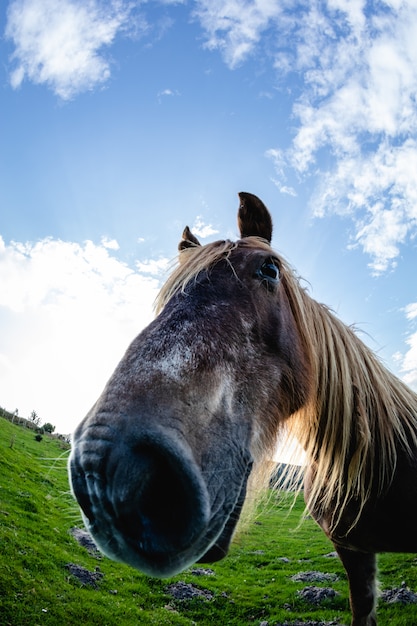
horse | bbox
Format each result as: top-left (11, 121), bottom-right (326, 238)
top-left (69, 192), bottom-right (417, 626)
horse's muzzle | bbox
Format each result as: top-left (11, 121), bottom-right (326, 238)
top-left (69, 421), bottom-right (250, 577)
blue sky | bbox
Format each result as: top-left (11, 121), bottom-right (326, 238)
top-left (0, 0), bottom-right (416, 436)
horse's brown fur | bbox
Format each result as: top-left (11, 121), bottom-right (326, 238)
top-left (157, 234), bottom-right (417, 534)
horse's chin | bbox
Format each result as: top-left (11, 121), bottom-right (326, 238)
top-left (80, 479), bottom-right (247, 578)
top-left (198, 470), bottom-right (250, 564)
top-left (81, 513), bottom-right (204, 578)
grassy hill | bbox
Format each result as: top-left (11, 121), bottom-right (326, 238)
top-left (1, 415), bottom-right (417, 625)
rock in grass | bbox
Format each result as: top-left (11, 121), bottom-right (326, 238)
top-left (190, 567), bottom-right (215, 576)
top-left (69, 527), bottom-right (101, 557)
top-left (291, 571), bottom-right (339, 583)
top-left (165, 581), bottom-right (213, 601)
top-left (297, 585), bottom-right (339, 605)
top-left (272, 620), bottom-right (342, 626)
top-left (65, 563), bottom-right (104, 589)
top-left (381, 582), bottom-right (417, 604)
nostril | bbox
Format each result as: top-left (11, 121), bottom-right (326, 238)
top-left (111, 442), bottom-right (207, 551)
top-left (134, 450), bottom-right (176, 531)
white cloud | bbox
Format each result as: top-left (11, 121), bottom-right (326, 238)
top-left (194, 0), bottom-right (417, 272)
top-left (157, 88), bottom-right (179, 97)
top-left (274, 183), bottom-right (297, 197)
top-left (136, 257), bottom-right (172, 275)
top-left (193, 0), bottom-right (283, 68)
top-left (405, 303), bottom-right (417, 321)
top-left (402, 332), bottom-right (417, 390)
top-left (0, 235), bottom-right (164, 433)
top-left (5, 0), bottom-right (138, 99)
top-left (403, 302), bottom-right (417, 390)
top-left (157, 88), bottom-right (181, 103)
top-left (278, 1), bottom-right (417, 272)
top-left (396, 303), bottom-right (417, 391)
top-left (192, 216), bottom-right (219, 239)
top-left (309, 139), bottom-right (417, 273)
top-left (101, 236), bottom-right (120, 250)
top-left (266, 148), bottom-right (297, 196)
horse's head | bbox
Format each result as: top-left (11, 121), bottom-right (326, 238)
top-left (69, 192), bottom-right (311, 577)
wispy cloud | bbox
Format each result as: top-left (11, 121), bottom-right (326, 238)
top-left (193, 0), bottom-right (282, 68)
top-left (195, 1), bottom-right (417, 273)
top-left (192, 216), bottom-right (219, 239)
top-left (101, 236), bottom-right (120, 250)
top-left (157, 87), bottom-right (181, 103)
top-left (274, 2), bottom-right (417, 273)
top-left (136, 257), bottom-right (171, 275)
top-left (0, 235), bottom-right (163, 431)
top-left (401, 332), bottom-right (417, 389)
top-left (266, 148), bottom-right (297, 197)
top-left (395, 303), bottom-right (417, 390)
top-left (5, 0), bottom-right (139, 99)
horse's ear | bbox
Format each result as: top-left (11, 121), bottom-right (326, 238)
top-left (237, 192), bottom-right (273, 243)
top-left (178, 226), bottom-right (201, 252)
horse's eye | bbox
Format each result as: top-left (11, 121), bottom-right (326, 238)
top-left (256, 259), bottom-right (280, 290)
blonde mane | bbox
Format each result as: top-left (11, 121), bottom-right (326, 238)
top-left (280, 263), bottom-right (417, 530)
top-left (155, 238), bottom-right (417, 532)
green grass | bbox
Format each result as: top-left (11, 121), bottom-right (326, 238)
top-left (1, 415), bottom-right (417, 625)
